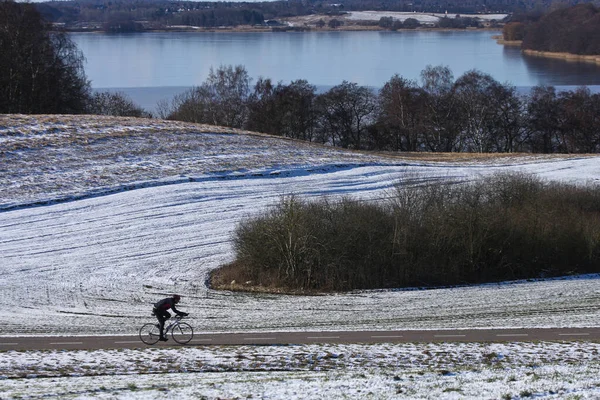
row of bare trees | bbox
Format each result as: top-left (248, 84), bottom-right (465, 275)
top-left (162, 65), bottom-right (600, 154)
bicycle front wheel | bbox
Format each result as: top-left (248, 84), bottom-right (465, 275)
top-left (139, 323), bottom-right (161, 345)
top-left (171, 322), bottom-right (193, 344)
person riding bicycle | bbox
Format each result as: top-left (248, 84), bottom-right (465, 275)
top-left (152, 294), bottom-right (188, 342)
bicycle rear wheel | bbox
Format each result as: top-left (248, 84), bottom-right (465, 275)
top-left (171, 322), bottom-right (193, 344)
top-left (139, 323), bottom-right (161, 345)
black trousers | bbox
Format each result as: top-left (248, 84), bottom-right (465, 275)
top-left (154, 309), bottom-right (171, 337)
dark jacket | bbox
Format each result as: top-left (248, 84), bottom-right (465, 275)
top-left (153, 297), bottom-right (183, 315)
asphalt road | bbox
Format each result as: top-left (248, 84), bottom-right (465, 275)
top-left (2, 328), bottom-right (600, 351)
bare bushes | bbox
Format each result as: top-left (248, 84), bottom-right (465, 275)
top-left (219, 196), bottom-right (396, 292)
top-left (215, 174), bottom-right (600, 292)
top-left (87, 91), bottom-right (150, 118)
top-left (164, 65), bottom-right (250, 127)
top-left (390, 173), bottom-right (600, 286)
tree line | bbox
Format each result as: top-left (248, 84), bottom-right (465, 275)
top-left (34, 0), bottom-right (597, 31)
top-left (161, 64), bottom-right (600, 154)
top-left (329, 0), bottom-right (597, 15)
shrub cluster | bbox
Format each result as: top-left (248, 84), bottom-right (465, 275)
top-left (214, 174), bottom-right (600, 292)
top-left (87, 92), bottom-right (151, 118)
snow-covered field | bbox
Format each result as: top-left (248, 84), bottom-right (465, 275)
top-left (345, 11), bottom-right (509, 23)
top-left (284, 11), bottom-right (508, 28)
top-left (2, 114), bottom-right (600, 399)
top-left (3, 342), bottom-right (600, 399)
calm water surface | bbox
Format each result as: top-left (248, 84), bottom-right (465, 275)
top-left (71, 30), bottom-right (600, 110)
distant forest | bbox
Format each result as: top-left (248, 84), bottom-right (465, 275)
top-left (34, 0), bottom-right (599, 31)
top-left (523, 4), bottom-right (600, 55)
top-left (504, 4), bottom-right (600, 55)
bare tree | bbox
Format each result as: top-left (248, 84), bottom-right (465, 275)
top-left (204, 65), bottom-right (251, 128)
top-left (246, 77), bottom-right (285, 135)
top-left (280, 80), bottom-right (317, 141)
top-left (167, 88), bottom-right (209, 123)
top-left (377, 74), bottom-right (424, 151)
top-left (167, 65), bottom-right (251, 128)
top-left (0, 1), bottom-right (90, 114)
top-left (525, 85), bottom-right (562, 153)
top-left (156, 98), bottom-right (174, 120)
top-left (453, 70), bottom-right (500, 152)
top-left (420, 65), bottom-right (462, 152)
top-left (557, 87), bottom-right (600, 153)
top-left (487, 83), bottom-right (525, 152)
top-left (316, 81), bottom-right (376, 149)
top-left (247, 79), bottom-right (317, 140)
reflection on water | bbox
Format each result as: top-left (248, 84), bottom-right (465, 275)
top-left (501, 45), bottom-right (600, 86)
top-left (74, 31), bottom-right (600, 89)
top-left (77, 31), bottom-right (600, 112)
top-left (520, 53), bottom-right (600, 86)
top-left (501, 45), bottom-right (525, 62)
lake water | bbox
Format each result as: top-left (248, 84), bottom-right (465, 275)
top-left (71, 30), bottom-right (600, 112)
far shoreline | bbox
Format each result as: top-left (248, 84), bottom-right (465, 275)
top-left (74, 26), bottom-right (600, 66)
top-left (493, 36), bottom-right (600, 66)
top-left (64, 24), bottom-right (502, 35)
top-left (522, 49), bottom-right (600, 65)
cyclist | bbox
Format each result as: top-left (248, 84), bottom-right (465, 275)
top-left (152, 294), bottom-right (188, 341)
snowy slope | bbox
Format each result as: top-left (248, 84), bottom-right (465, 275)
top-left (1, 114), bottom-right (600, 336)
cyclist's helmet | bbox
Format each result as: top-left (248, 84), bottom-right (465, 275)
top-left (173, 294), bottom-right (181, 303)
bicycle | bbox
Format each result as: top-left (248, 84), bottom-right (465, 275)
top-left (139, 315), bottom-right (194, 345)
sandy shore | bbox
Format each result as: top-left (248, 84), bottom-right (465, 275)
top-left (523, 49), bottom-right (600, 65)
top-left (494, 36), bottom-right (600, 65)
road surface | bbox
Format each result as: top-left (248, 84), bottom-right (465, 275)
top-left (2, 327), bottom-right (600, 351)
